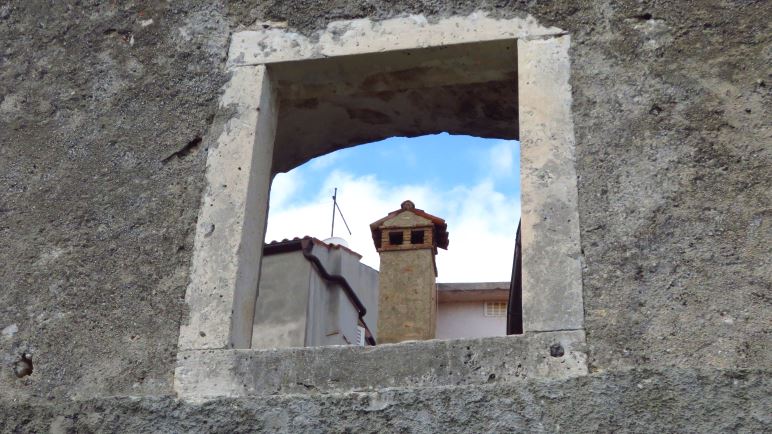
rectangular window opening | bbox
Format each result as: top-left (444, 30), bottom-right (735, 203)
top-left (389, 231), bottom-right (404, 246)
top-left (410, 229), bottom-right (425, 245)
top-left (177, 16), bottom-right (587, 401)
top-left (484, 301), bottom-right (508, 317)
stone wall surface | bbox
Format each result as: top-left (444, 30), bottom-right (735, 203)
top-left (1, 369), bottom-right (769, 433)
top-left (1, 0), bottom-right (232, 401)
top-left (0, 0), bottom-right (769, 422)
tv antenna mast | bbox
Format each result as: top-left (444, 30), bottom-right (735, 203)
top-left (330, 188), bottom-right (352, 238)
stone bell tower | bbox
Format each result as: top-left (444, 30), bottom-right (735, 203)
top-left (370, 200), bottom-right (449, 343)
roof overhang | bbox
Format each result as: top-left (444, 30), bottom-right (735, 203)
top-left (437, 282), bottom-right (510, 302)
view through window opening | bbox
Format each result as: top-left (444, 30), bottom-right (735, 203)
top-left (259, 133), bottom-right (521, 348)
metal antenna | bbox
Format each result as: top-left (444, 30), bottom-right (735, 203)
top-left (330, 188), bottom-right (352, 237)
top-left (336, 197), bottom-right (352, 236)
top-left (331, 188), bottom-right (337, 237)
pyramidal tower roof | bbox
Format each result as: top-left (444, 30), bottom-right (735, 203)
top-left (369, 200), bottom-right (449, 250)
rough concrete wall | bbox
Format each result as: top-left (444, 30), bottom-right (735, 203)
top-left (1, 0), bottom-right (769, 403)
top-left (565, 1), bottom-right (771, 372)
top-left (1, 369), bottom-right (768, 433)
top-left (0, 1), bottom-right (231, 400)
top-left (252, 252), bottom-right (310, 349)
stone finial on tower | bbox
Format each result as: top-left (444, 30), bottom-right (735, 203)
top-left (370, 201), bottom-right (449, 343)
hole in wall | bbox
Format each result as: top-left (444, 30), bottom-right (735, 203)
top-left (13, 353), bottom-right (33, 378)
top-left (550, 343), bottom-right (565, 358)
top-left (632, 12), bottom-right (653, 20)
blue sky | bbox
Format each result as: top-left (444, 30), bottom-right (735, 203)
top-left (266, 133), bottom-right (521, 282)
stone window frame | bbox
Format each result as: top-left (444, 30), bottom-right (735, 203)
top-left (174, 12), bottom-right (586, 401)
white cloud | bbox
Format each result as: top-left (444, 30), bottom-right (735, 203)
top-left (307, 151), bottom-right (343, 170)
top-left (485, 140), bottom-right (518, 179)
top-left (268, 170), bottom-right (303, 209)
top-left (266, 170), bottom-right (520, 283)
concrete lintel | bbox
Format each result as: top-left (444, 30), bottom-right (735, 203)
top-left (518, 35), bottom-right (585, 332)
top-left (177, 65), bottom-right (278, 351)
top-left (227, 12), bottom-right (564, 66)
top-left (269, 38), bottom-right (518, 101)
top-left (174, 331), bottom-right (587, 401)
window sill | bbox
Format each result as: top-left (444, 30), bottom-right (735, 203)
top-left (175, 330), bottom-right (586, 401)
